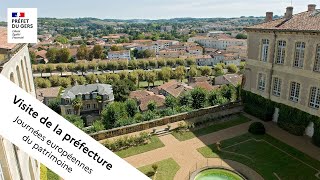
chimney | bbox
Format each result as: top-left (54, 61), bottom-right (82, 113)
top-left (285, 6), bottom-right (293, 19)
top-left (308, 4), bottom-right (316, 11)
top-left (265, 12), bottom-right (273, 22)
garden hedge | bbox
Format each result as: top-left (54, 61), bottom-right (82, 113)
top-left (241, 90), bottom-right (320, 147)
top-left (248, 122), bottom-right (265, 135)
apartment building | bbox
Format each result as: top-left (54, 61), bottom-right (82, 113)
top-left (0, 28), bottom-right (39, 180)
top-left (188, 36), bottom-right (246, 50)
top-left (243, 4), bottom-right (320, 117)
top-left (108, 50), bottom-right (131, 60)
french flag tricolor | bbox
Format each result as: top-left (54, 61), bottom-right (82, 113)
top-left (12, 12), bottom-right (25, 18)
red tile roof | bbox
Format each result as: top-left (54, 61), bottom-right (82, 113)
top-left (0, 28), bottom-right (16, 50)
top-left (246, 10), bottom-right (320, 32)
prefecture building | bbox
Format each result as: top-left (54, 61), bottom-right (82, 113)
top-left (244, 4), bottom-right (320, 117)
top-left (0, 28), bottom-right (39, 180)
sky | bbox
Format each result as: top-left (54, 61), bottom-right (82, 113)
top-left (0, 0), bottom-right (319, 21)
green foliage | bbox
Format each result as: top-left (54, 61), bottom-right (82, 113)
top-left (227, 64), bottom-right (238, 73)
top-left (199, 66), bottom-right (212, 76)
top-left (125, 99), bottom-right (139, 117)
top-left (47, 168), bottom-right (60, 180)
top-left (220, 85), bottom-right (237, 101)
top-left (92, 45), bottom-right (103, 59)
top-left (112, 79), bottom-right (136, 101)
top-left (64, 115), bottom-right (84, 129)
top-left (48, 98), bottom-right (61, 114)
top-left (91, 120), bottom-right (105, 133)
top-left (248, 122), bottom-right (266, 135)
top-left (142, 110), bottom-right (159, 121)
top-left (101, 102), bottom-right (128, 129)
top-left (179, 92), bottom-right (193, 107)
top-left (190, 87), bottom-right (207, 109)
top-left (40, 164), bottom-right (47, 180)
top-left (104, 132), bottom-right (150, 152)
top-left (208, 90), bottom-right (228, 106)
top-left (236, 33), bottom-right (247, 39)
top-left (165, 95), bottom-right (177, 109)
top-left (76, 44), bottom-right (88, 60)
top-left (55, 35), bottom-right (68, 44)
top-left (147, 101), bottom-right (157, 111)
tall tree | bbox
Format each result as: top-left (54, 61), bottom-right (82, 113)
top-left (145, 71), bottom-right (157, 88)
top-left (175, 66), bottom-right (186, 82)
top-left (57, 48), bottom-right (71, 63)
top-left (56, 64), bottom-right (67, 76)
top-left (72, 98), bottom-right (83, 116)
top-left (76, 44), bottom-right (88, 60)
top-left (92, 45), bottom-right (103, 59)
top-left (46, 48), bottom-right (58, 63)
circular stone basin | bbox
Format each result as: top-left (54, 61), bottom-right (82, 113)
top-left (194, 168), bottom-right (245, 180)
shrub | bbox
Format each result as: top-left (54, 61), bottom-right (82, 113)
top-left (248, 122), bottom-right (266, 135)
top-left (104, 132), bottom-right (151, 151)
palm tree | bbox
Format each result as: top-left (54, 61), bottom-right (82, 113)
top-left (72, 98), bottom-right (83, 115)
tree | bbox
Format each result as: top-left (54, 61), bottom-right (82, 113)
top-left (236, 33), bottom-right (247, 39)
top-left (86, 74), bottom-right (97, 84)
top-left (227, 64), bottom-right (239, 73)
top-left (143, 49), bottom-right (155, 58)
top-left (208, 90), bottom-right (228, 106)
top-left (106, 61), bottom-right (118, 73)
top-left (166, 59), bottom-right (176, 67)
top-left (46, 48), bottom-right (58, 63)
top-left (59, 77), bottom-right (71, 88)
top-left (55, 35), bottom-right (68, 44)
top-left (106, 73), bottom-right (120, 83)
top-left (239, 62), bottom-right (246, 71)
top-left (112, 80), bottom-right (135, 102)
top-left (29, 51), bottom-right (36, 64)
top-left (125, 99), bottom-right (138, 117)
top-left (129, 60), bottom-right (138, 70)
top-left (98, 61), bottom-right (107, 70)
top-left (34, 78), bottom-right (51, 88)
top-left (91, 120), bottom-right (105, 132)
top-left (145, 71), bottom-right (157, 88)
top-left (118, 60), bottom-right (128, 70)
top-left (175, 66), bottom-right (186, 82)
top-left (135, 69), bottom-right (145, 87)
top-left (186, 58), bottom-right (196, 66)
top-left (190, 87), bottom-right (207, 109)
top-left (48, 98), bottom-right (61, 114)
top-left (92, 45), bottom-right (103, 59)
top-left (56, 48), bottom-right (70, 63)
top-left (137, 60), bottom-right (149, 69)
top-left (76, 63), bottom-right (88, 75)
top-left (45, 64), bottom-right (55, 75)
top-left (49, 75), bottom-right (60, 87)
top-left (101, 102), bottom-right (127, 129)
top-left (176, 58), bottom-right (185, 66)
top-left (148, 60), bottom-right (157, 69)
top-left (159, 67), bottom-right (171, 83)
top-left (165, 95), bottom-right (177, 110)
top-left (200, 66), bottom-right (212, 76)
top-left (110, 45), bottom-right (123, 51)
top-left (76, 44), bottom-right (88, 60)
top-left (214, 64), bottom-right (225, 76)
top-left (64, 115), bottom-right (84, 129)
top-left (147, 101), bottom-right (156, 111)
top-left (188, 66), bottom-right (198, 81)
top-left (220, 85), bottom-right (237, 101)
top-left (179, 92), bottom-right (193, 107)
top-left (157, 59), bottom-right (166, 67)
top-left (128, 72), bottom-right (138, 85)
top-left (88, 62), bottom-right (98, 71)
top-left (67, 63), bottom-right (76, 74)
top-left (56, 64), bottom-right (67, 76)
top-left (72, 98), bottom-right (83, 116)
top-left (37, 64), bottom-right (46, 77)
top-left (118, 71), bottom-right (129, 79)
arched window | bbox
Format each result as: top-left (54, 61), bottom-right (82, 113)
top-left (24, 56), bottom-right (32, 92)
top-left (10, 72), bottom-right (15, 83)
top-left (21, 60), bottom-right (28, 92)
top-left (16, 66), bottom-right (23, 88)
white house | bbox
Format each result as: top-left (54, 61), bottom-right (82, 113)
top-left (108, 50), bottom-right (131, 60)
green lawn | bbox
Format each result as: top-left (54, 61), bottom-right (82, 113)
top-left (138, 158), bottom-right (180, 180)
top-left (172, 115), bottom-right (251, 141)
top-left (115, 136), bottom-right (165, 158)
top-left (197, 133), bottom-right (320, 180)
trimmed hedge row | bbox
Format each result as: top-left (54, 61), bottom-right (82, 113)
top-left (241, 90), bottom-right (320, 146)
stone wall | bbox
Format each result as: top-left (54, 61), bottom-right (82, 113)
top-left (90, 102), bottom-right (243, 141)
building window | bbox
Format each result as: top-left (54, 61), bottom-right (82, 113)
top-left (293, 42), bottom-right (305, 68)
top-left (309, 87), bottom-right (320, 109)
top-left (258, 73), bottom-right (266, 91)
top-left (314, 45), bottom-right (320, 72)
top-left (86, 104), bottom-right (91, 109)
top-left (272, 77), bottom-right (282, 96)
top-left (261, 39), bottom-right (269, 62)
top-left (93, 103), bottom-right (97, 109)
top-left (276, 41), bottom-right (286, 64)
top-left (289, 82), bottom-right (300, 102)
top-left (66, 109), bottom-right (72, 115)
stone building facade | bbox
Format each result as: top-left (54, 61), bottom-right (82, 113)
top-left (244, 5), bottom-right (320, 117)
top-left (0, 28), bottom-right (39, 180)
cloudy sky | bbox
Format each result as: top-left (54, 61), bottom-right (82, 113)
top-left (0, 0), bottom-right (319, 21)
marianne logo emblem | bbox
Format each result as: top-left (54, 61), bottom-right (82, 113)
top-left (12, 12), bottom-right (25, 18)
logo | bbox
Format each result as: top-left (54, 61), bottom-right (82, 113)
top-left (12, 12), bottom-right (25, 18)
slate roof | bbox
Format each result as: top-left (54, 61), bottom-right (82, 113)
top-left (61, 84), bottom-right (113, 99)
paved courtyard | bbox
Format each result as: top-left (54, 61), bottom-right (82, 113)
top-left (123, 113), bottom-right (320, 180)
